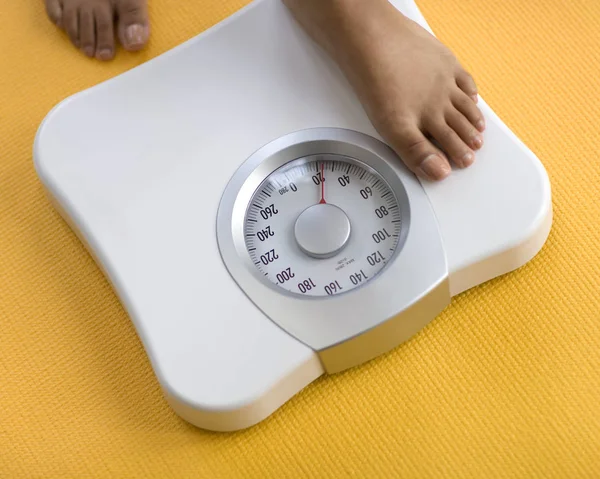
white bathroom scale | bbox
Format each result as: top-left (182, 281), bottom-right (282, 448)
top-left (33, 0), bottom-right (552, 432)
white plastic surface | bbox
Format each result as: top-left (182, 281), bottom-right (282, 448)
top-left (33, 0), bottom-right (551, 431)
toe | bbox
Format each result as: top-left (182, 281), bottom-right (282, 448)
top-left (63, 6), bottom-right (80, 49)
top-left (453, 90), bottom-right (486, 133)
top-left (386, 122), bottom-right (452, 181)
top-left (456, 69), bottom-right (479, 103)
top-left (45, 0), bottom-right (63, 28)
top-left (116, 0), bottom-right (150, 51)
top-left (94, 2), bottom-right (115, 60)
top-left (446, 107), bottom-right (484, 154)
top-left (426, 115), bottom-right (475, 169)
top-left (78, 6), bottom-right (96, 57)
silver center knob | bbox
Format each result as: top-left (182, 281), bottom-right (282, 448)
top-left (294, 203), bottom-right (351, 259)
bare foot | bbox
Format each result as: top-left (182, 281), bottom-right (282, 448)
top-left (285, 0), bottom-right (486, 181)
top-left (44, 0), bottom-right (150, 60)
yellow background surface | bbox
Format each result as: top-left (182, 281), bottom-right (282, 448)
top-left (1, 0), bottom-right (599, 477)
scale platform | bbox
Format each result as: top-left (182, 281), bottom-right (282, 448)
top-left (33, 0), bottom-right (552, 431)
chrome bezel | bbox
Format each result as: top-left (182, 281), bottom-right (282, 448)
top-left (216, 128), bottom-right (449, 355)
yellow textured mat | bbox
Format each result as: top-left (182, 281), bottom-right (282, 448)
top-left (1, 0), bottom-right (599, 477)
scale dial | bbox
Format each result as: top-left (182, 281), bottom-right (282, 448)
top-left (218, 129), bottom-right (449, 373)
top-left (244, 155), bottom-right (402, 297)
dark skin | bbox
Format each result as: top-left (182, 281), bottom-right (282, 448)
top-left (44, 0), bottom-right (485, 181)
top-left (44, 0), bottom-right (150, 60)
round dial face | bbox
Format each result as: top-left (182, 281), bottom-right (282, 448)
top-left (244, 154), bottom-right (402, 297)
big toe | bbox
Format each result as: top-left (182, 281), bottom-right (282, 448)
top-left (116, 0), bottom-right (150, 51)
top-left (386, 123), bottom-right (452, 181)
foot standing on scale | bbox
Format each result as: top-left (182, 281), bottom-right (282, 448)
top-left (43, 0), bottom-right (486, 182)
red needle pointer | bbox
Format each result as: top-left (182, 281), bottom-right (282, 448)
top-left (319, 162), bottom-right (326, 204)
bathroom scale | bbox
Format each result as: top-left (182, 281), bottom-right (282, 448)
top-left (33, 0), bottom-right (552, 431)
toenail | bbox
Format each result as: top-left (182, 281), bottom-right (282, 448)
top-left (83, 46), bottom-right (94, 57)
top-left (471, 94), bottom-right (478, 103)
top-left (419, 155), bottom-right (451, 180)
top-left (472, 133), bottom-right (483, 149)
top-left (97, 49), bottom-right (113, 60)
top-left (461, 152), bottom-right (475, 167)
top-left (476, 119), bottom-right (485, 132)
top-left (125, 24), bottom-right (145, 46)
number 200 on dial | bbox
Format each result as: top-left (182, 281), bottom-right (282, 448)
top-left (244, 155), bottom-right (402, 297)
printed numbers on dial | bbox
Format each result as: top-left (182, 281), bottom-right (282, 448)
top-left (244, 156), bottom-right (401, 297)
